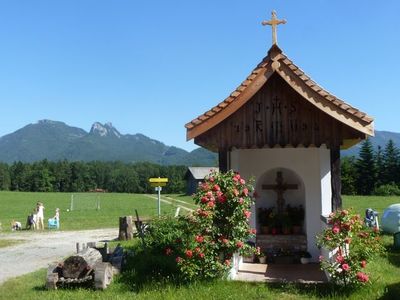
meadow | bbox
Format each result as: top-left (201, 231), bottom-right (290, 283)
top-left (0, 194), bottom-right (399, 299)
top-left (0, 191), bottom-right (195, 231)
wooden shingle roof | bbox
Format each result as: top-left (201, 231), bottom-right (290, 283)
top-left (186, 45), bottom-right (374, 141)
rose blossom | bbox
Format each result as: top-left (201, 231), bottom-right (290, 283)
top-left (225, 259), bottom-right (231, 266)
top-left (239, 197), bottom-right (244, 204)
top-left (244, 210), bottom-right (251, 219)
top-left (213, 184), bottom-right (221, 191)
top-left (361, 260), bottom-right (367, 268)
top-left (176, 256), bottom-right (182, 263)
top-left (243, 188), bottom-right (249, 196)
top-left (207, 201), bottom-right (215, 208)
top-left (332, 226), bottom-right (340, 234)
top-left (236, 241), bottom-right (244, 248)
top-left (357, 272), bottom-right (369, 282)
top-left (222, 238), bottom-right (229, 244)
top-left (240, 178), bottom-right (246, 185)
top-left (165, 248), bottom-right (173, 256)
top-left (336, 255), bottom-right (345, 264)
top-left (209, 177), bottom-right (215, 183)
top-left (199, 253), bottom-right (205, 259)
top-left (201, 196), bottom-right (208, 203)
top-left (185, 250), bottom-right (193, 258)
top-left (342, 263), bottom-right (350, 271)
top-left (195, 235), bottom-right (204, 243)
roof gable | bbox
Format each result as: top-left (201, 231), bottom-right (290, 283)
top-left (186, 45), bottom-right (374, 142)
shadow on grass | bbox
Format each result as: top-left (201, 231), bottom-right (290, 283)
top-left (378, 282), bottom-right (400, 300)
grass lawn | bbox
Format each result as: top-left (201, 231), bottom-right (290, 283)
top-left (0, 191), bottom-right (192, 231)
top-left (0, 239), bottom-right (23, 248)
top-left (0, 195), bottom-right (399, 299)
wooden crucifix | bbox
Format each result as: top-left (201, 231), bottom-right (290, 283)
top-left (261, 10), bottom-right (287, 45)
top-left (262, 171), bottom-right (298, 214)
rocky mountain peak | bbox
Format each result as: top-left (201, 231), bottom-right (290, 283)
top-left (90, 122), bottom-right (121, 138)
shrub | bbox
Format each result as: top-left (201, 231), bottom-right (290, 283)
top-left (142, 170), bottom-right (256, 282)
top-left (373, 183), bottom-right (400, 196)
top-left (317, 209), bottom-right (384, 287)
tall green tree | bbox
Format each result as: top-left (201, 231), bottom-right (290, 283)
top-left (341, 156), bottom-right (357, 195)
top-left (382, 139), bottom-right (400, 185)
top-left (374, 145), bottom-right (385, 187)
top-left (0, 163), bottom-right (10, 190)
top-left (355, 139), bottom-right (376, 195)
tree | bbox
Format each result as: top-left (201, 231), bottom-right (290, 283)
top-left (374, 146), bottom-right (385, 187)
top-left (0, 163), bottom-right (10, 190)
top-left (355, 139), bottom-right (376, 195)
top-left (382, 139), bottom-right (400, 185)
top-left (341, 156), bottom-right (357, 195)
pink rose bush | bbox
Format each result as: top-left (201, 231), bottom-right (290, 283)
top-left (143, 170), bottom-right (255, 282)
top-left (317, 209), bottom-right (384, 287)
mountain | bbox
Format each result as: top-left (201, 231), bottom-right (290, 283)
top-left (0, 120), bottom-right (217, 166)
top-left (341, 131), bottom-right (400, 157)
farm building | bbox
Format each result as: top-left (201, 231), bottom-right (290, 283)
top-left (184, 167), bottom-right (219, 195)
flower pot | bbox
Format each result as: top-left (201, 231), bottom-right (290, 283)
top-left (259, 256), bottom-right (267, 264)
top-left (300, 257), bottom-right (310, 264)
top-left (292, 225), bottom-right (302, 234)
top-left (271, 228), bottom-right (278, 235)
top-left (282, 227), bottom-right (291, 235)
top-left (261, 226), bottom-right (270, 234)
top-left (243, 254), bottom-right (255, 263)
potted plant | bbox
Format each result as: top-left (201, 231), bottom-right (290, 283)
top-left (289, 205), bottom-right (304, 234)
top-left (281, 214), bottom-right (292, 235)
top-left (255, 247), bottom-right (267, 264)
top-left (300, 251), bottom-right (312, 264)
top-left (257, 207), bottom-right (270, 234)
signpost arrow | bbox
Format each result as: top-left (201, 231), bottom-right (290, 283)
top-left (148, 177), bottom-right (169, 216)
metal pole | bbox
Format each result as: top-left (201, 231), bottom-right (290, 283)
top-left (157, 186), bottom-right (161, 216)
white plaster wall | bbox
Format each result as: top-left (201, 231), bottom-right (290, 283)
top-left (229, 147), bottom-right (332, 260)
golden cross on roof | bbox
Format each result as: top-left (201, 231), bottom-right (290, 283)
top-left (262, 10), bottom-right (287, 45)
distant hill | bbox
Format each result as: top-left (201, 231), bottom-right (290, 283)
top-left (0, 120), bottom-right (218, 166)
top-left (341, 131), bottom-right (400, 157)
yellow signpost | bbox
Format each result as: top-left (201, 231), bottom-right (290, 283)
top-left (149, 178), bottom-right (169, 216)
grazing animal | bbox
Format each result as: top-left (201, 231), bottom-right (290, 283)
top-left (11, 220), bottom-right (22, 231)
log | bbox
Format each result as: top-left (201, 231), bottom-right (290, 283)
top-left (62, 248), bottom-right (102, 278)
top-left (94, 262), bottom-right (113, 290)
top-left (119, 216), bottom-right (134, 240)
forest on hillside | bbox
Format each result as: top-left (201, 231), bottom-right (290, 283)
top-left (0, 138), bottom-right (399, 195)
top-left (0, 161), bottom-right (186, 194)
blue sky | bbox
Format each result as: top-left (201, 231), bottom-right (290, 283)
top-left (0, 0), bottom-right (399, 151)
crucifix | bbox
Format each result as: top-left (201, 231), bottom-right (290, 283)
top-left (261, 10), bottom-right (287, 45)
top-left (262, 171), bottom-right (298, 214)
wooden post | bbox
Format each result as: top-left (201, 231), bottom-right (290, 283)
top-left (219, 149), bottom-right (228, 172)
top-left (331, 146), bottom-right (342, 211)
top-left (118, 216), bottom-right (134, 240)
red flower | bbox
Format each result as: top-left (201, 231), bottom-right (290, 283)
top-left (319, 255), bottom-right (324, 262)
top-left (332, 226), bottom-right (340, 234)
top-left (240, 178), bottom-right (246, 185)
top-left (185, 250), bottom-right (193, 258)
top-left (194, 247), bottom-right (201, 253)
top-left (176, 256), bottom-right (182, 263)
top-left (201, 183), bottom-right (209, 191)
top-left (207, 201), bottom-right (215, 208)
top-left (357, 272), bottom-right (369, 282)
top-left (213, 184), bottom-right (221, 191)
top-left (206, 191), bottom-right (213, 198)
top-left (236, 241), bottom-right (244, 248)
top-left (335, 255), bottom-right (345, 264)
top-left (199, 252), bottom-right (205, 259)
top-left (201, 196), bottom-right (208, 203)
top-left (244, 210), bottom-right (251, 219)
top-left (344, 237), bottom-right (352, 244)
top-left (218, 195), bottom-right (227, 203)
top-left (195, 235), bottom-right (204, 243)
top-left (209, 177), bottom-right (215, 183)
top-left (225, 259), bottom-right (231, 266)
top-left (222, 238), bottom-right (229, 244)
top-left (165, 247), bottom-right (173, 256)
top-left (239, 197), bottom-right (244, 204)
top-left (233, 176), bottom-right (239, 183)
top-left (248, 228), bottom-right (256, 235)
top-left (216, 191), bottom-right (223, 197)
top-left (361, 260), bottom-right (367, 268)
top-left (342, 263), bottom-right (350, 272)
top-left (243, 188), bottom-right (249, 196)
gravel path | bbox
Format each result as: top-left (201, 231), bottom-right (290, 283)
top-left (0, 228), bottom-right (118, 285)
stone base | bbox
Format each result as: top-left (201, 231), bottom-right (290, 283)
top-left (256, 234), bottom-right (307, 251)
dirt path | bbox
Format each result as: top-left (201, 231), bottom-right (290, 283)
top-left (0, 228), bottom-right (118, 285)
